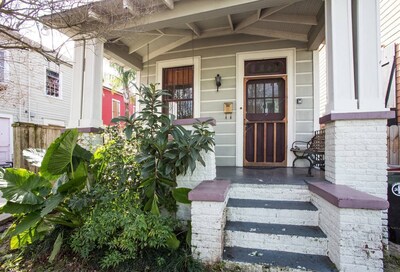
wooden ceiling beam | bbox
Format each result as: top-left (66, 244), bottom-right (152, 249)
top-left (239, 27), bottom-right (308, 42)
top-left (143, 36), bottom-right (192, 62)
top-left (186, 22), bottom-right (202, 36)
top-left (227, 14), bottom-right (234, 31)
top-left (128, 35), bottom-right (164, 54)
top-left (162, 0), bottom-right (174, 10)
top-left (261, 14), bottom-right (318, 25)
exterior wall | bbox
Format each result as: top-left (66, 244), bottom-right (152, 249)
top-left (0, 49), bottom-right (72, 126)
top-left (311, 192), bottom-right (384, 272)
top-left (102, 87), bottom-right (134, 125)
top-left (380, 0), bottom-right (400, 46)
top-left (140, 38), bottom-right (316, 166)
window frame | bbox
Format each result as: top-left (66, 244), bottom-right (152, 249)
top-left (156, 57), bottom-right (201, 119)
top-left (44, 67), bottom-right (62, 99)
top-left (162, 65), bottom-right (194, 119)
top-left (112, 98), bottom-right (121, 118)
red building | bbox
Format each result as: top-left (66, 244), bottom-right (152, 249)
top-left (102, 87), bottom-right (135, 125)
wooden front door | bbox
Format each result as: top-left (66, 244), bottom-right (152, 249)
top-left (244, 77), bottom-right (287, 166)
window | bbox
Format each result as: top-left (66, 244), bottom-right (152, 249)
top-left (162, 66), bottom-right (194, 119)
top-left (46, 69), bottom-right (60, 97)
top-left (0, 51), bottom-right (4, 82)
top-left (112, 99), bottom-right (120, 118)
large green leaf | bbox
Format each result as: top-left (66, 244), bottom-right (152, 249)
top-left (10, 211), bottom-right (41, 237)
top-left (10, 228), bottom-right (37, 250)
top-left (166, 234), bottom-right (180, 250)
top-left (40, 129), bottom-right (79, 176)
top-left (72, 144), bottom-right (93, 162)
top-left (0, 168), bottom-right (50, 205)
top-left (1, 202), bottom-right (42, 214)
top-left (172, 188), bottom-right (191, 204)
top-left (49, 232), bottom-right (63, 263)
top-left (40, 194), bottom-right (64, 217)
top-left (57, 162), bottom-right (88, 193)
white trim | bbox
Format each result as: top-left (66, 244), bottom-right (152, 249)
top-left (0, 113), bottom-right (13, 161)
top-left (156, 56), bottom-right (201, 118)
top-left (112, 98), bottom-right (121, 118)
top-left (235, 48), bottom-right (296, 167)
top-left (312, 50), bottom-right (320, 130)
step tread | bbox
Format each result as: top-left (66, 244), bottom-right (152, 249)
top-left (223, 246), bottom-right (337, 272)
top-left (227, 198), bottom-right (318, 211)
top-left (225, 221), bottom-right (327, 238)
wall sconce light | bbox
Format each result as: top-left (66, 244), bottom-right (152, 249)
top-left (215, 74), bottom-right (222, 91)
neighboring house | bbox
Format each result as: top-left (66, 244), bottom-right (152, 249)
top-left (380, 0), bottom-right (400, 123)
top-left (45, 1), bottom-right (390, 271)
top-left (102, 86), bottom-right (135, 125)
top-left (0, 45), bottom-right (73, 164)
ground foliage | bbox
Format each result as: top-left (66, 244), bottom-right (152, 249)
top-left (0, 83), bottom-right (216, 271)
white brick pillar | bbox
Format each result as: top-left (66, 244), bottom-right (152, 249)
top-left (175, 118), bottom-right (217, 220)
top-left (324, 119), bottom-right (387, 198)
top-left (69, 38), bottom-right (104, 128)
top-left (189, 180), bottom-right (230, 264)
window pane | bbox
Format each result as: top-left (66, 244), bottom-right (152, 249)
top-left (247, 84), bottom-right (255, 98)
top-left (255, 99), bottom-right (264, 113)
top-left (247, 99), bottom-right (255, 113)
top-left (265, 83), bottom-right (273, 97)
top-left (163, 66), bottom-right (194, 119)
top-left (256, 83), bottom-right (264, 98)
top-left (265, 99), bottom-right (274, 113)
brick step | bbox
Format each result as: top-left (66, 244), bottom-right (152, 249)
top-left (223, 247), bottom-right (337, 272)
top-left (229, 183), bottom-right (310, 201)
top-left (224, 221), bottom-right (328, 255)
top-left (226, 198), bottom-right (319, 226)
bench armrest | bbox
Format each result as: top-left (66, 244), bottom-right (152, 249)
top-left (291, 141), bottom-right (309, 149)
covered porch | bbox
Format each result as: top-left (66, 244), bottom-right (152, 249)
top-left (45, 0), bottom-right (391, 271)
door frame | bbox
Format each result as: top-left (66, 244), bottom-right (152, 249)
top-left (236, 49), bottom-right (296, 167)
top-left (0, 113), bottom-right (13, 162)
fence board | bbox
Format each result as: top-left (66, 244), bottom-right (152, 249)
top-left (12, 122), bottom-right (64, 171)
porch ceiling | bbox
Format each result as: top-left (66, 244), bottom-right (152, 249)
top-left (46, 0), bottom-right (325, 69)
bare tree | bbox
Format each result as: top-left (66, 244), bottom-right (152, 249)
top-left (0, 0), bottom-right (164, 62)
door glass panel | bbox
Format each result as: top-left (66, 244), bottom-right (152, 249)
top-left (247, 99), bottom-right (255, 113)
top-left (265, 83), bottom-right (273, 97)
top-left (256, 83), bottom-right (264, 98)
top-left (255, 99), bottom-right (264, 113)
top-left (248, 84), bottom-right (255, 98)
top-left (265, 99), bottom-right (274, 113)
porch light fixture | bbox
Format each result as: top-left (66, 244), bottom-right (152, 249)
top-left (215, 74), bottom-right (221, 91)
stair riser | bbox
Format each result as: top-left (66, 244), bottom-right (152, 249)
top-left (227, 207), bottom-right (319, 226)
top-left (229, 185), bottom-right (311, 201)
top-left (222, 260), bottom-right (318, 272)
top-left (225, 230), bottom-right (328, 256)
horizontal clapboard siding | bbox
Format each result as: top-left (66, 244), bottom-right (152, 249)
top-left (380, 0), bottom-right (400, 46)
top-left (141, 36), bottom-right (315, 166)
top-left (1, 50), bottom-right (72, 126)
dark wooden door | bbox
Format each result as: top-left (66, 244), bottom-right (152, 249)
top-left (244, 77), bottom-right (287, 167)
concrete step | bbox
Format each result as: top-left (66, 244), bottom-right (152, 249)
top-left (226, 198), bottom-right (319, 226)
top-left (225, 221), bottom-right (328, 255)
top-left (223, 246), bottom-right (337, 272)
top-left (229, 183), bottom-right (310, 201)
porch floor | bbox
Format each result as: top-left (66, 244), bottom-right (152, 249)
top-left (216, 167), bottom-right (325, 185)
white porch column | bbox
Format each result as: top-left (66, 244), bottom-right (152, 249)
top-left (69, 38), bottom-right (104, 128)
top-left (325, 0), bottom-right (357, 114)
top-left (354, 0), bottom-right (384, 111)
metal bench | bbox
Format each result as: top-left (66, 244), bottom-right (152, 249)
top-left (290, 129), bottom-right (325, 176)
top-left (0, 161), bottom-right (13, 169)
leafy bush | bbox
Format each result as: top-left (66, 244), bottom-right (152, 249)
top-left (0, 129), bottom-right (93, 260)
top-left (112, 83), bottom-right (215, 214)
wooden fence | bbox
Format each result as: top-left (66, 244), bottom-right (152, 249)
top-left (13, 122), bottom-right (64, 171)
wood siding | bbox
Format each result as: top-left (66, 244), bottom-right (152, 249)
top-left (0, 49), bottom-right (72, 126)
top-left (380, 0), bottom-right (400, 46)
top-left (140, 37), bottom-right (315, 166)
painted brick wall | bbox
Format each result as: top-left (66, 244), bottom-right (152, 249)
top-left (311, 192), bottom-right (384, 272)
top-left (325, 119), bottom-right (387, 199)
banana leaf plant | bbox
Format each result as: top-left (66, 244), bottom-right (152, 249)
top-left (0, 129), bottom-right (93, 261)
